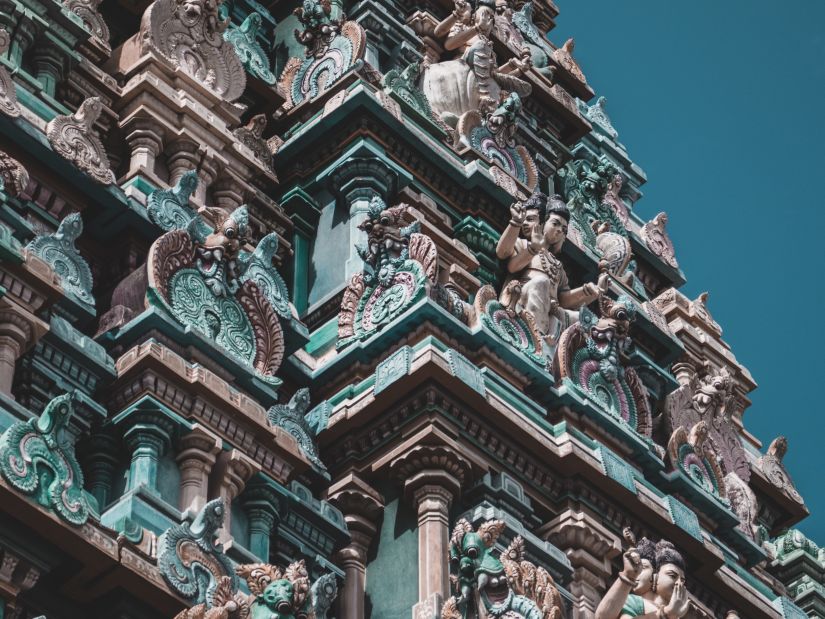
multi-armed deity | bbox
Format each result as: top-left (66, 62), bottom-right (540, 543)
top-left (495, 192), bottom-right (602, 349)
top-left (596, 530), bottom-right (690, 619)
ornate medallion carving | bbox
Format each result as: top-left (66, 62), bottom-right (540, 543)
top-left (46, 98), bottom-right (115, 184)
top-left (26, 212), bottom-right (95, 307)
top-left (147, 170), bottom-right (199, 231)
top-left (666, 421), bottom-right (727, 500)
top-left (473, 283), bottom-right (545, 366)
top-left (0, 392), bottom-right (91, 525)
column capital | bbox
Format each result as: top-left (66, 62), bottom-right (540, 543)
top-left (211, 448), bottom-right (260, 502)
top-left (389, 444), bottom-right (471, 505)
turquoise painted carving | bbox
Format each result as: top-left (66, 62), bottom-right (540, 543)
top-left (599, 446), bottom-right (637, 494)
top-left (146, 204), bottom-right (288, 383)
top-left (665, 495), bottom-right (702, 540)
top-left (441, 519), bottom-right (562, 619)
top-left (453, 216), bottom-right (500, 286)
top-left (553, 295), bottom-right (653, 436)
top-left (382, 62), bottom-right (450, 132)
top-left (224, 12), bottom-right (277, 84)
top-left (374, 346), bottom-right (412, 394)
top-left (473, 284), bottom-right (546, 367)
top-left (158, 498), bottom-right (238, 604)
top-left (146, 170), bottom-right (199, 232)
top-left (447, 349), bottom-right (486, 396)
top-left (457, 93), bottom-right (538, 190)
top-left (26, 212), bottom-right (95, 308)
top-left (666, 421), bottom-right (727, 501)
top-left (337, 198), bottom-right (436, 349)
top-left (236, 561), bottom-right (314, 619)
top-left (267, 389), bottom-right (326, 472)
top-left (311, 572), bottom-right (338, 619)
top-left (0, 392), bottom-right (91, 525)
top-left (278, 0), bottom-right (366, 109)
top-left (510, 3), bottom-right (555, 81)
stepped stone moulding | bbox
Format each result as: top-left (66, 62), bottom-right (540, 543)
top-left (0, 150), bottom-right (29, 196)
top-left (553, 295), bottom-right (652, 436)
top-left (278, 0), bottom-right (366, 109)
top-left (26, 212), bottom-right (96, 308)
top-left (666, 421), bottom-right (727, 501)
top-left (140, 0), bottom-right (245, 100)
top-left (0, 29), bottom-right (21, 117)
top-left (46, 97), bottom-right (115, 184)
top-left (0, 392), bottom-right (91, 525)
top-left (158, 498), bottom-right (238, 604)
top-left (641, 212), bottom-right (679, 269)
top-left (758, 437), bottom-right (803, 504)
top-left (223, 11), bottom-right (276, 84)
top-left (64, 0), bottom-right (111, 49)
top-left (267, 388), bottom-right (326, 473)
top-left (441, 518), bottom-right (563, 619)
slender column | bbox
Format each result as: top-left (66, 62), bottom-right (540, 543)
top-left (239, 481), bottom-right (282, 560)
top-left (175, 424), bottom-right (222, 514)
top-left (30, 43), bottom-right (65, 97)
top-left (8, 19), bottom-right (36, 68)
top-left (211, 175), bottom-right (246, 211)
top-left (123, 118), bottom-right (165, 179)
top-left (165, 139), bottom-right (200, 187)
top-left (328, 474), bottom-right (384, 619)
top-left (388, 446), bottom-right (471, 618)
top-left (80, 433), bottom-right (120, 509)
top-left (0, 308), bottom-right (36, 397)
top-left (210, 449), bottom-right (259, 543)
top-left (120, 412), bottom-right (174, 495)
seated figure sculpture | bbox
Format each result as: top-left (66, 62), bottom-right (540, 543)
top-left (422, 0), bottom-right (532, 128)
top-left (495, 192), bottom-right (602, 348)
top-left (596, 531), bottom-right (690, 619)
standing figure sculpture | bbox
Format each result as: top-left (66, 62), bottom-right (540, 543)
top-left (422, 0), bottom-right (532, 128)
top-left (596, 530), bottom-right (690, 619)
top-left (495, 192), bottom-right (602, 349)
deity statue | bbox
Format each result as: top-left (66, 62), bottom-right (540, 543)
top-left (422, 0), bottom-right (532, 128)
top-left (495, 192), bottom-right (602, 348)
top-left (596, 530), bottom-right (690, 619)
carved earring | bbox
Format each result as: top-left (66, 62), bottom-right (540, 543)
top-left (652, 573), bottom-right (658, 594)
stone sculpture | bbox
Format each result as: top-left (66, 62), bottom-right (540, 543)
top-left (596, 530), bottom-right (690, 619)
top-left (510, 2), bottom-right (556, 81)
top-left (158, 498), bottom-right (238, 604)
top-left (26, 212), bottom-right (95, 308)
top-left (0, 150), bottom-right (29, 196)
top-left (233, 114), bottom-right (273, 167)
top-left (64, 0), bottom-right (111, 49)
top-left (147, 170), bottom-right (200, 232)
top-left (666, 421), bottom-right (727, 501)
top-left (553, 294), bottom-right (653, 436)
top-left (641, 213), bottom-right (679, 270)
top-left (46, 97), bottom-right (115, 185)
top-left (139, 0), bottom-right (245, 100)
top-left (579, 96), bottom-right (618, 140)
top-left (223, 11), bottom-right (277, 84)
top-left (0, 29), bottom-right (21, 117)
top-left (278, 0), bottom-right (366, 109)
top-left (724, 471), bottom-right (761, 540)
top-left (551, 38), bottom-right (587, 85)
top-left (422, 0), bottom-right (532, 129)
top-left (172, 560), bottom-right (338, 619)
top-left (267, 388), bottom-right (326, 472)
top-left (665, 366), bottom-right (749, 482)
top-left (494, 192), bottom-right (601, 350)
top-left (440, 518), bottom-right (563, 619)
top-left (758, 437), bottom-right (803, 503)
top-left (0, 392), bottom-right (91, 525)
top-left (338, 196), bottom-right (463, 349)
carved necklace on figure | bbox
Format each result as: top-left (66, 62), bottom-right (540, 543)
top-left (537, 247), bottom-right (561, 283)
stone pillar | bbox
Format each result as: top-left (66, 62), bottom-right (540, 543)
top-left (7, 19), bottom-right (36, 68)
top-left (211, 175), bottom-right (246, 211)
top-left (80, 433), bottom-right (120, 510)
top-left (30, 42), bottom-right (65, 97)
top-left (165, 139), bottom-right (201, 187)
top-left (0, 309), bottom-right (32, 396)
top-left (123, 118), bottom-right (165, 180)
top-left (239, 480), bottom-right (283, 561)
top-left (538, 509), bottom-right (622, 619)
top-left (176, 424), bottom-right (222, 514)
top-left (328, 474), bottom-right (384, 619)
top-left (388, 446), bottom-right (471, 617)
top-left (210, 448), bottom-right (259, 543)
top-left (120, 412), bottom-right (175, 495)
top-left (0, 545), bottom-right (40, 619)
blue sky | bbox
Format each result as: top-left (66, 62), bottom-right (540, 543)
top-left (549, 1), bottom-right (825, 542)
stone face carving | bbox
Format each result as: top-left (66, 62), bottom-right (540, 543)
top-left (267, 389), bottom-right (326, 472)
top-left (553, 295), bottom-right (653, 436)
top-left (140, 0), bottom-right (246, 101)
top-left (337, 196), bottom-right (462, 349)
top-left (172, 560), bottom-right (338, 619)
top-left (440, 518), bottom-right (563, 619)
top-left (0, 29), bottom-right (21, 117)
top-left (145, 204), bottom-right (288, 384)
top-left (0, 150), bottom-right (29, 196)
top-left (278, 0), bottom-right (366, 109)
top-left (724, 472), bottom-right (760, 540)
top-left (233, 114), bottom-right (272, 167)
top-left (493, 193), bottom-right (602, 354)
top-left (147, 170), bottom-right (199, 231)
top-left (223, 12), bottom-right (276, 84)
top-left (158, 498), bottom-right (238, 604)
top-left (758, 437), bottom-right (803, 503)
top-left (46, 97), bottom-right (115, 185)
top-left (596, 532), bottom-right (690, 619)
top-left (666, 421), bottom-right (727, 501)
top-left (641, 212), bottom-right (679, 269)
top-left (422, 0), bottom-right (532, 129)
top-left (0, 392), bottom-right (91, 525)
top-left (664, 366), bottom-right (750, 482)
top-left (26, 212), bottom-right (95, 308)
top-left (64, 0), bottom-right (111, 48)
